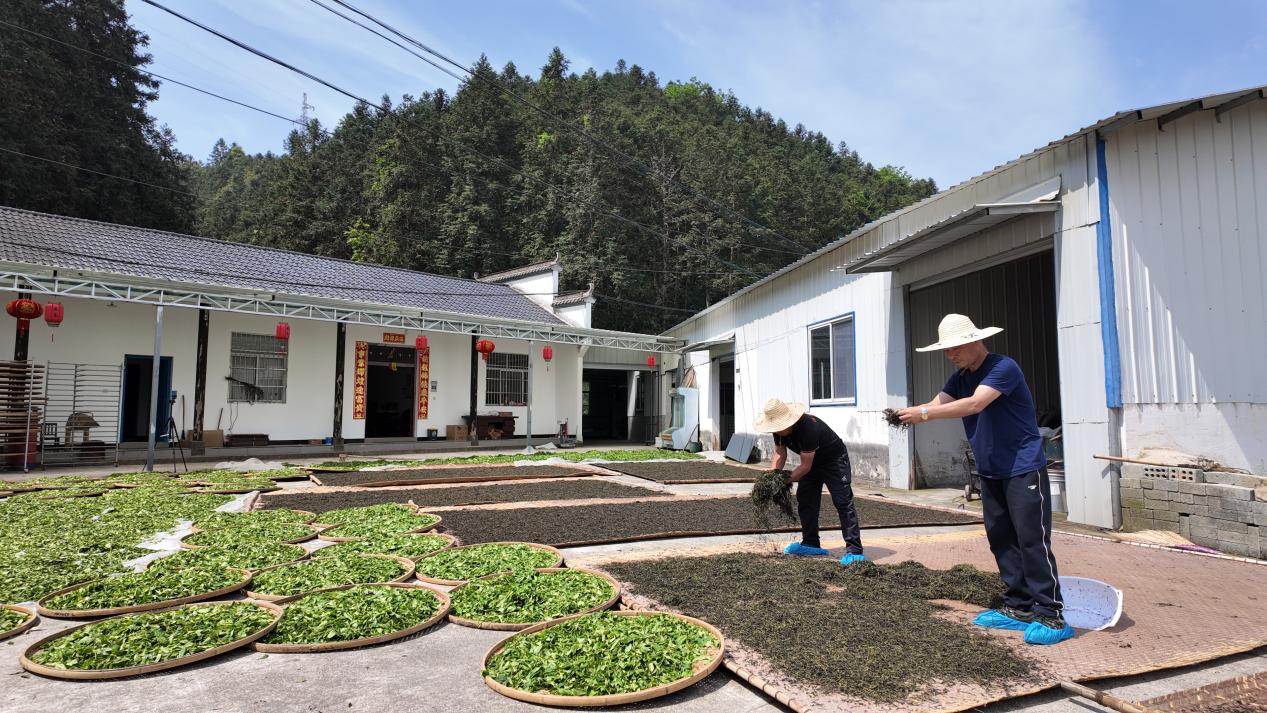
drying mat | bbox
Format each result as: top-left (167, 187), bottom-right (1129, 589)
top-left (438, 495), bottom-right (980, 547)
top-left (596, 528), bottom-right (1267, 713)
top-left (311, 465), bottom-right (601, 488)
top-left (1143, 670), bottom-right (1267, 712)
top-left (259, 479), bottom-right (663, 513)
top-left (596, 461), bottom-right (761, 484)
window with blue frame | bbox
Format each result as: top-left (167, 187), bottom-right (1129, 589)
top-left (809, 315), bottom-right (856, 404)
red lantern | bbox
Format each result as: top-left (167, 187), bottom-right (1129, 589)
top-left (415, 335), bottom-right (429, 351)
top-left (542, 345), bottom-right (553, 362)
top-left (275, 321), bottom-right (291, 341)
top-left (7, 298), bottom-right (41, 335)
top-left (475, 339), bottom-right (496, 362)
top-left (43, 302), bottom-right (64, 328)
top-left (646, 354), bottom-right (657, 368)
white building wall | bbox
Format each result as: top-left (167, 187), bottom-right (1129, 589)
top-left (1106, 100), bottom-right (1267, 473)
top-left (496, 270), bottom-right (558, 312)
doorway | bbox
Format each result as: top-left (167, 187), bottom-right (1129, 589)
top-left (120, 355), bottom-right (173, 443)
top-left (582, 368), bottom-right (630, 441)
top-left (366, 344), bottom-right (416, 438)
top-left (718, 358), bottom-right (735, 450)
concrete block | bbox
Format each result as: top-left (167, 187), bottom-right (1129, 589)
top-left (1189, 526), bottom-right (1219, 541)
top-left (1216, 531), bottom-right (1250, 545)
top-left (1189, 515), bottom-right (1220, 530)
top-left (1216, 540), bottom-right (1260, 558)
top-left (1215, 520), bottom-right (1249, 535)
top-left (1151, 509), bottom-right (1180, 523)
top-left (1120, 485), bottom-right (1144, 499)
top-left (1187, 503), bottom-right (1210, 516)
top-left (1120, 477), bottom-right (1142, 489)
top-left (1219, 485), bottom-right (1256, 501)
top-left (1122, 515), bottom-right (1155, 531)
top-left (1145, 489), bottom-right (1170, 501)
top-left (1254, 512), bottom-right (1267, 527)
top-left (1155, 480), bottom-right (1180, 493)
top-left (1214, 499), bottom-right (1253, 514)
top-left (1177, 481), bottom-right (1205, 495)
top-left (1121, 498), bottom-right (1146, 511)
top-left (1171, 492), bottom-right (1195, 505)
top-left (1140, 479), bottom-right (1154, 490)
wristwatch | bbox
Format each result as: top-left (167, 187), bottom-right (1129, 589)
top-left (919, 407), bottom-right (929, 421)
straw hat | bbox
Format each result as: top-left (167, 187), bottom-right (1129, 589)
top-left (916, 314), bottom-right (1003, 352)
top-left (754, 398), bottom-right (806, 432)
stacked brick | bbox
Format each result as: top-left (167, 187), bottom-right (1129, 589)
top-left (1120, 465), bottom-right (1267, 559)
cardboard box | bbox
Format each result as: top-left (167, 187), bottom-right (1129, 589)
top-left (445, 425), bottom-right (468, 441)
top-left (203, 430), bottom-right (225, 448)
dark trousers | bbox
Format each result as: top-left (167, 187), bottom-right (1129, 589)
top-left (795, 452), bottom-right (863, 554)
top-left (980, 467), bottom-right (1064, 618)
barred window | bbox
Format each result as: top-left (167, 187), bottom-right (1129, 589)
top-left (229, 332), bottom-right (288, 403)
top-left (809, 315), bottom-right (856, 404)
top-left (485, 352), bottom-right (528, 406)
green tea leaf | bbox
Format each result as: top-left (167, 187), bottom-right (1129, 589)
top-left (263, 585), bottom-right (440, 644)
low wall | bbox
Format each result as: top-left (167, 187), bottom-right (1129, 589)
top-left (1120, 464), bottom-right (1267, 559)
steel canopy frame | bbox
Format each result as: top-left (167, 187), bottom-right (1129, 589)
top-left (0, 264), bottom-right (683, 353)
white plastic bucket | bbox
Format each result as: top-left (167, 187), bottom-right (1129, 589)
top-left (1048, 471), bottom-right (1067, 513)
top-left (1059, 575), bottom-right (1122, 630)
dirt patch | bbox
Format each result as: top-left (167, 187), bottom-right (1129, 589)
top-left (597, 461), bottom-right (760, 483)
top-left (604, 553), bottom-right (1033, 705)
top-left (311, 465), bottom-right (595, 488)
top-left (259, 480), bottom-right (662, 514)
top-left (438, 495), bottom-right (980, 547)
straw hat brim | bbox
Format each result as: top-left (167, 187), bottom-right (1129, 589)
top-left (915, 326), bottom-right (1003, 352)
top-left (753, 402), bottom-right (806, 432)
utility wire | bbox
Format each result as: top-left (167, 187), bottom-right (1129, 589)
top-left (0, 147), bottom-right (200, 199)
top-left (138, 0), bottom-right (762, 279)
top-left (323, 0), bottom-right (813, 257)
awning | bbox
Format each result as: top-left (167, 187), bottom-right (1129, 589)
top-left (681, 332), bottom-right (735, 354)
top-left (844, 177), bottom-right (1062, 274)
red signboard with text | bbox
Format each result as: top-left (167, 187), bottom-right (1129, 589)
top-left (353, 341), bottom-right (368, 419)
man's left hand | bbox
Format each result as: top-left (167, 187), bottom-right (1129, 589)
top-left (896, 406), bottom-right (924, 424)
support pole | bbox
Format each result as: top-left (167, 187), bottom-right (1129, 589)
top-left (145, 305), bottom-right (164, 472)
top-left (332, 323), bottom-right (346, 448)
top-left (523, 340), bottom-right (534, 454)
top-left (13, 291), bottom-right (30, 361)
top-left (190, 309), bottom-right (208, 455)
top-left (468, 334), bottom-right (478, 446)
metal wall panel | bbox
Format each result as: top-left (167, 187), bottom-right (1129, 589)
top-left (1108, 101), bottom-right (1267, 405)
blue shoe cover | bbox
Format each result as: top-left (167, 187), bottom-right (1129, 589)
top-left (1024, 620), bottom-right (1074, 645)
top-left (839, 553), bottom-right (867, 566)
top-left (783, 542), bottom-right (829, 556)
top-left (972, 609), bottom-right (1031, 631)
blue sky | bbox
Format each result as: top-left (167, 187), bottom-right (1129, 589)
top-left (129, 0), bottom-right (1267, 190)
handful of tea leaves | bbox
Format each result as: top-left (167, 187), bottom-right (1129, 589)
top-left (882, 408), bottom-right (909, 429)
top-left (750, 470), bottom-right (796, 528)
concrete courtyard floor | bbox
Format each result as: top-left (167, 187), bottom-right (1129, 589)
top-left (3, 448), bottom-right (1266, 712)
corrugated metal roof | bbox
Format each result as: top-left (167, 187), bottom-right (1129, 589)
top-left (665, 83), bottom-right (1267, 334)
top-left (0, 206), bottom-right (563, 325)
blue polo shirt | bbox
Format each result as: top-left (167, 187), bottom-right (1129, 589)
top-left (942, 353), bottom-right (1044, 478)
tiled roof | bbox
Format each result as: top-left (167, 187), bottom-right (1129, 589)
top-left (477, 254), bottom-right (560, 283)
top-left (0, 206), bottom-right (563, 325)
top-left (552, 283), bottom-right (594, 308)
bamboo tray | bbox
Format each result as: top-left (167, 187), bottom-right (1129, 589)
top-left (0, 604), bottom-right (38, 642)
top-left (319, 532), bottom-right (458, 561)
top-left (180, 523), bottom-right (324, 549)
top-left (481, 610), bottom-right (725, 707)
top-left (414, 542), bottom-right (564, 586)
top-left (253, 582), bottom-right (451, 653)
top-left (448, 567), bottom-right (620, 631)
top-left (36, 568), bottom-right (252, 619)
top-left (20, 600), bottom-right (283, 680)
top-left (316, 515), bottom-right (443, 542)
top-left (243, 554), bottom-right (416, 601)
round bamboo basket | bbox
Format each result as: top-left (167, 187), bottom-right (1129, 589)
top-left (414, 542), bottom-right (564, 586)
top-left (448, 567), bottom-right (620, 631)
top-left (187, 484), bottom-right (281, 494)
top-left (252, 582), bottom-right (451, 653)
top-left (36, 567), bottom-right (252, 619)
top-left (194, 509), bottom-right (318, 528)
top-left (180, 523), bottom-right (324, 549)
top-left (0, 604), bottom-right (39, 642)
top-left (20, 600), bottom-right (282, 680)
top-left (148, 543), bottom-right (309, 573)
top-left (316, 515), bottom-right (443, 542)
top-left (310, 503), bottom-right (428, 530)
top-left (481, 610), bottom-right (725, 707)
top-left (320, 532), bottom-right (458, 561)
top-left (243, 554), bottom-right (416, 601)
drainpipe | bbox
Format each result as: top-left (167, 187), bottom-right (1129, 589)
top-left (144, 306), bottom-right (164, 472)
top-left (523, 340), bottom-right (534, 454)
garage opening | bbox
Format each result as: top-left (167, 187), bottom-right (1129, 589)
top-left (908, 251), bottom-right (1060, 488)
top-left (582, 368), bottom-right (633, 442)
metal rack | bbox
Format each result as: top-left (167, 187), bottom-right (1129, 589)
top-left (39, 362), bottom-right (122, 467)
top-left (0, 360), bottom-right (45, 472)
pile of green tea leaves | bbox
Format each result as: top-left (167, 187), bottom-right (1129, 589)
top-left (262, 584), bottom-right (442, 645)
top-left (194, 509), bottom-right (313, 529)
top-left (750, 470), bottom-right (796, 529)
top-left (149, 542), bottom-right (306, 573)
top-left (416, 543), bottom-right (559, 582)
top-left (315, 503), bottom-right (440, 537)
top-left (485, 611), bottom-right (718, 696)
top-left (311, 449), bottom-right (703, 471)
top-left (249, 555), bottom-right (408, 598)
top-left (184, 521), bottom-right (316, 547)
top-left (29, 602), bottom-right (275, 670)
top-left (605, 553), bottom-right (1032, 703)
top-left (451, 569), bottom-right (614, 625)
top-left (43, 565), bottom-right (245, 612)
top-left (0, 483), bottom-right (231, 603)
top-left (0, 607), bottom-right (31, 633)
top-left (320, 533), bottom-right (451, 560)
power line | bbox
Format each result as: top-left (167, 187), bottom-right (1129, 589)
top-left (594, 293), bottom-right (699, 314)
top-left (138, 0), bottom-right (764, 280)
top-left (322, 0), bottom-right (814, 257)
top-left (0, 146), bottom-right (199, 199)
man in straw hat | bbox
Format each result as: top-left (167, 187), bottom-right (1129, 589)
top-left (755, 398), bottom-right (865, 565)
top-left (896, 314), bottom-right (1072, 645)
